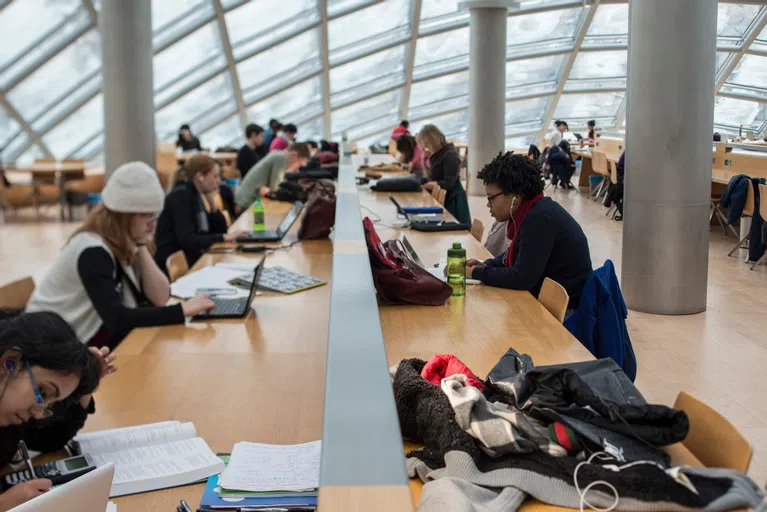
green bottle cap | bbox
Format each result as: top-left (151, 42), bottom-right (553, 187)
top-left (452, 242), bottom-right (462, 249)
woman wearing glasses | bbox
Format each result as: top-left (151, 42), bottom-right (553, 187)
top-left (0, 312), bottom-right (107, 511)
top-left (27, 162), bottom-right (214, 349)
top-left (467, 152), bottom-right (592, 310)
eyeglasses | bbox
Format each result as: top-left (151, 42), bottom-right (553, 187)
top-left (486, 192), bottom-right (504, 206)
top-left (25, 361), bottom-right (53, 418)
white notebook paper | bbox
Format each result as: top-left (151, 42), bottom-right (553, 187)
top-left (73, 422), bottom-right (224, 497)
top-left (218, 440), bottom-right (321, 492)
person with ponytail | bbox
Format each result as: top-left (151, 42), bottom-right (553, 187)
top-left (0, 312), bottom-right (106, 511)
top-left (155, 154), bottom-right (248, 274)
top-left (467, 152), bottom-right (592, 309)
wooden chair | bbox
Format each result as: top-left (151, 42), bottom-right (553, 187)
top-left (166, 251), bottom-right (189, 283)
top-left (672, 391), bottom-right (752, 472)
top-left (728, 180), bottom-right (755, 258)
top-left (470, 218), bottom-right (484, 242)
top-left (156, 150), bottom-right (179, 190)
top-left (430, 184), bottom-right (441, 200)
top-left (437, 188), bottom-right (447, 206)
top-left (590, 151), bottom-right (611, 202)
top-left (750, 183), bottom-right (767, 270)
top-left (537, 278), bottom-right (569, 323)
top-left (605, 160), bottom-right (620, 219)
top-left (0, 277), bottom-right (35, 309)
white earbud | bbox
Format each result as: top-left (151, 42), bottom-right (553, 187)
top-left (509, 196), bottom-right (518, 217)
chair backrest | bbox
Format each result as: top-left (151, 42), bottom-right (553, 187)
top-left (673, 391), bottom-right (752, 472)
top-left (34, 157), bottom-right (56, 164)
top-left (157, 142), bottom-right (176, 153)
top-left (0, 277), bottom-right (35, 309)
top-left (537, 277), bottom-right (569, 323)
top-left (609, 159), bottom-right (618, 185)
top-left (437, 188), bottom-right (447, 206)
top-left (760, 184), bottom-right (767, 223)
top-left (471, 218), bottom-right (484, 242)
top-left (431, 184), bottom-right (441, 200)
top-left (591, 151), bottom-right (609, 176)
top-left (744, 179), bottom-right (755, 217)
top-left (166, 251), bottom-right (189, 283)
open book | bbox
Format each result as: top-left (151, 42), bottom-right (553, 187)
top-left (72, 421), bottom-right (224, 497)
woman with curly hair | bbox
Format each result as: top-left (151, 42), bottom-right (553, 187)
top-left (467, 152), bottom-right (592, 309)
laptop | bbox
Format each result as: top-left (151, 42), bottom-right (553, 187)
top-left (237, 202), bottom-right (304, 242)
top-left (194, 257), bottom-right (265, 319)
top-left (12, 463), bottom-right (114, 512)
top-left (388, 194), bottom-right (443, 224)
top-left (574, 133), bottom-right (584, 141)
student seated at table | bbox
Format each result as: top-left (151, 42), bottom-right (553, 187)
top-left (587, 119), bottom-right (597, 141)
top-left (396, 134), bottom-right (425, 177)
top-left (467, 152), bottom-right (592, 309)
top-left (391, 120), bottom-right (410, 140)
top-left (176, 123), bottom-right (202, 152)
top-left (0, 312), bottom-right (110, 511)
top-left (27, 162), bottom-right (215, 349)
top-left (261, 119), bottom-right (281, 156)
top-left (527, 144), bottom-right (541, 161)
top-left (269, 123), bottom-right (297, 151)
top-left (237, 123), bottom-right (264, 178)
top-left (416, 124), bottom-right (471, 224)
top-left (548, 120), bottom-right (568, 148)
top-left (155, 155), bottom-right (249, 274)
top-left (235, 143), bottom-right (311, 209)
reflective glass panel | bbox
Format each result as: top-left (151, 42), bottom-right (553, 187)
top-left (297, 116), bottom-right (326, 142)
top-left (554, 92), bottom-right (625, 122)
top-left (713, 96), bottom-right (765, 130)
top-left (717, 4), bottom-right (761, 47)
top-left (0, 105), bottom-right (20, 148)
top-left (506, 55), bottom-right (563, 98)
top-left (410, 110), bottom-right (468, 141)
top-left (199, 115), bottom-right (243, 150)
top-left (327, 0), bottom-right (379, 18)
top-left (153, 23), bottom-right (227, 106)
top-left (328, 0), bottom-right (410, 62)
top-left (225, 0), bottom-right (318, 61)
top-left (505, 135), bottom-right (538, 150)
top-left (419, 0), bottom-right (467, 34)
top-left (247, 77), bottom-right (324, 126)
top-left (413, 26), bottom-right (470, 80)
top-left (42, 94), bottom-right (103, 159)
top-left (331, 90), bottom-right (401, 140)
top-left (330, 45), bottom-right (406, 107)
top-left (565, 50), bottom-right (627, 91)
top-left (726, 54), bottom-right (767, 90)
top-left (507, 8), bottom-right (581, 57)
top-left (505, 97), bottom-right (549, 134)
top-left (583, 3), bottom-right (627, 47)
top-left (14, 145), bottom-right (45, 166)
top-left (152, 0), bottom-right (215, 51)
top-left (238, 29), bottom-right (322, 105)
top-left (408, 71), bottom-right (469, 119)
top-left (752, 23), bottom-right (767, 53)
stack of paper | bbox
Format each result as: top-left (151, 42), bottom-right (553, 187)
top-left (170, 265), bottom-right (252, 299)
top-left (200, 442), bottom-right (321, 510)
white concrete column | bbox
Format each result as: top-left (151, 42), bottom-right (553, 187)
top-left (100, 0), bottom-right (155, 177)
top-left (621, 0), bottom-right (717, 314)
top-left (460, 1), bottom-right (518, 196)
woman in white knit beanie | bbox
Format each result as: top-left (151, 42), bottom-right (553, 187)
top-left (27, 162), bottom-right (214, 348)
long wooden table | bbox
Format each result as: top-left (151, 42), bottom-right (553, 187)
top-left (86, 201), bottom-right (333, 511)
top-left (354, 178), bottom-right (596, 510)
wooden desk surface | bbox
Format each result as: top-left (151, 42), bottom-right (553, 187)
top-left (88, 199), bottom-right (333, 511)
top-left (7, 162), bottom-right (89, 174)
top-left (356, 186), bottom-right (594, 511)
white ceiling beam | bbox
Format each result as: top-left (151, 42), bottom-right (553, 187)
top-left (212, 0), bottom-right (248, 133)
top-left (538, 0), bottom-right (599, 139)
top-left (0, 94), bottom-right (53, 157)
top-left (400, 0), bottom-right (423, 121)
top-left (318, 0), bottom-right (332, 138)
top-left (716, 7), bottom-right (767, 92)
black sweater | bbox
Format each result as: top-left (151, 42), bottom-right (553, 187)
top-left (428, 143), bottom-right (460, 191)
top-left (176, 136), bottom-right (202, 151)
top-left (154, 181), bottom-right (233, 273)
top-left (472, 198), bottom-right (592, 308)
top-left (0, 399), bottom-right (95, 470)
top-left (77, 248), bottom-right (184, 347)
top-left (237, 144), bottom-right (261, 178)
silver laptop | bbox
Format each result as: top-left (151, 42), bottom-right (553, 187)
top-left (10, 463), bottom-right (114, 512)
top-left (236, 201), bottom-right (304, 242)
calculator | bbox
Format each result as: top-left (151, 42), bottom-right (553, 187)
top-left (3, 454), bottom-right (97, 488)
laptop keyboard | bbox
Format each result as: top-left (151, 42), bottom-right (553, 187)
top-left (200, 297), bottom-right (249, 316)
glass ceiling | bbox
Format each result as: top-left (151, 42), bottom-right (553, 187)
top-left (1, 0), bottom-right (766, 163)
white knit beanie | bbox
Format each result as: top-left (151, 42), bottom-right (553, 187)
top-left (102, 161), bottom-right (165, 213)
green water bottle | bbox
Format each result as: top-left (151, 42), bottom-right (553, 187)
top-left (252, 197), bottom-right (265, 231)
top-left (447, 242), bottom-right (466, 297)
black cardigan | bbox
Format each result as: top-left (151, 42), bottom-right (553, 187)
top-left (472, 198), bottom-right (592, 308)
top-left (0, 399), bottom-right (95, 469)
top-left (428, 143), bottom-right (460, 191)
top-left (154, 181), bottom-right (234, 273)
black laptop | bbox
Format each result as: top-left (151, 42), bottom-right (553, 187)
top-left (237, 202), bottom-right (304, 242)
top-left (388, 194), bottom-right (443, 224)
top-left (193, 257), bottom-right (265, 319)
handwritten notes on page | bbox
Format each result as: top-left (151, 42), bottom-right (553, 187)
top-left (218, 441), bottom-right (321, 492)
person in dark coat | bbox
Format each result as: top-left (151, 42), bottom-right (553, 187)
top-left (467, 152), bottom-right (592, 309)
top-left (416, 124), bottom-right (470, 224)
top-left (0, 312), bottom-right (105, 510)
top-left (176, 124), bottom-right (202, 152)
top-left (155, 154), bottom-right (248, 273)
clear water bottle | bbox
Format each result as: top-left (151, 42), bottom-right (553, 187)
top-left (447, 242), bottom-right (466, 297)
top-left (252, 197), bottom-right (265, 231)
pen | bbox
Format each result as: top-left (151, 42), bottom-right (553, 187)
top-left (17, 440), bottom-right (35, 479)
top-left (180, 500), bottom-right (193, 512)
